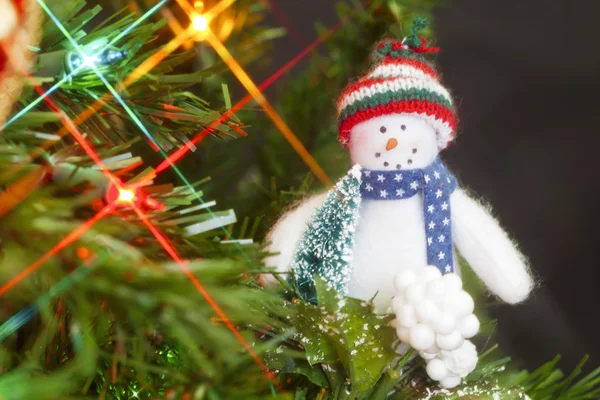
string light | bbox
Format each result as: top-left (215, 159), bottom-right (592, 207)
top-left (193, 15), bottom-right (208, 32)
top-left (106, 184), bottom-right (165, 211)
top-left (65, 38), bottom-right (128, 75)
top-left (67, 49), bottom-right (128, 71)
top-left (0, 0), bottom-right (356, 391)
top-left (117, 188), bottom-right (136, 203)
top-left (3, 0), bottom-right (167, 131)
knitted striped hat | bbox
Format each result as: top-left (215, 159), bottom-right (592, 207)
top-left (337, 18), bottom-right (457, 149)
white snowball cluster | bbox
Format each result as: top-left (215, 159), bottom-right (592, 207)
top-left (424, 340), bottom-right (478, 388)
top-left (391, 266), bottom-right (480, 388)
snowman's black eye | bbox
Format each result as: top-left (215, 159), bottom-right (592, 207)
top-left (401, 125), bottom-right (407, 131)
top-left (412, 148), bottom-right (418, 154)
top-left (380, 126), bottom-right (387, 133)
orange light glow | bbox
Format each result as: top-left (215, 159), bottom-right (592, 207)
top-left (203, 29), bottom-right (332, 186)
top-left (149, 15), bottom-right (352, 180)
top-left (203, 0), bottom-right (236, 21)
top-left (161, 7), bottom-right (193, 50)
top-left (76, 247), bottom-right (90, 259)
top-left (193, 15), bottom-right (208, 31)
top-left (166, 0), bottom-right (236, 46)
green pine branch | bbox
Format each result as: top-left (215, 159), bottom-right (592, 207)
top-left (0, 0), bottom-right (598, 399)
top-left (5, 0), bottom-right (283, 155)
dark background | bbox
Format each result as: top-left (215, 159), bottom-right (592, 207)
top-left (261, 0), bottom-right (600, 372)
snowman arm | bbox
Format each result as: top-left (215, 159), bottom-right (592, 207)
top-left (450, 189), bottom-right (534, 304)
top-left (261, 192), bottom-right (328, 285)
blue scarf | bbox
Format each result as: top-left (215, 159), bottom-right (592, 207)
top-left (359, 157), bottom-right (458, 274)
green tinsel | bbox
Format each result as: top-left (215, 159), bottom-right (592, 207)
top-left (97, 338), bottom-right (186, 399)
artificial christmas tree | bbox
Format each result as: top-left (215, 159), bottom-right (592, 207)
top-left (0, 0), bottom-right (598, 399)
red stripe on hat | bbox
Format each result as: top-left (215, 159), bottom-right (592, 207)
top-left (338, 99), bottom-right (456, 146)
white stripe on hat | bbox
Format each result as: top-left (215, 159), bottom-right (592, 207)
top-left (368, 63), bottom-right (434, 81)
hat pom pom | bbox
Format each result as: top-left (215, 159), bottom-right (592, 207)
top-left (374, 17), bottom-right (438, 60)
top-left (374, 39), bottom-right (405, 60)
top-left (405, 16), bottom-right (429, 48)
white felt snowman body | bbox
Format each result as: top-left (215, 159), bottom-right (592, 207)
top-left (264, 113), bottom-right (533, 312)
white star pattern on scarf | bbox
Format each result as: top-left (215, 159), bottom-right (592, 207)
top-left (364, 170), bottom-right (371, 177)
top-left (359, 159), bottom-right (457, 275)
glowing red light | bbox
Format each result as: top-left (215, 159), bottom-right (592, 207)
top-left (117, 188), bottom-right (136, 203)
top-left (106, 184), bottom-right (165, 211)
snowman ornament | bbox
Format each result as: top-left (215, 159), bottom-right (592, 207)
top-left (264, 20), bottom-right (534, 389)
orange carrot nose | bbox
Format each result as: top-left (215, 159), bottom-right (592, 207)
top-left (386, 137), bottom-right (398, 151)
